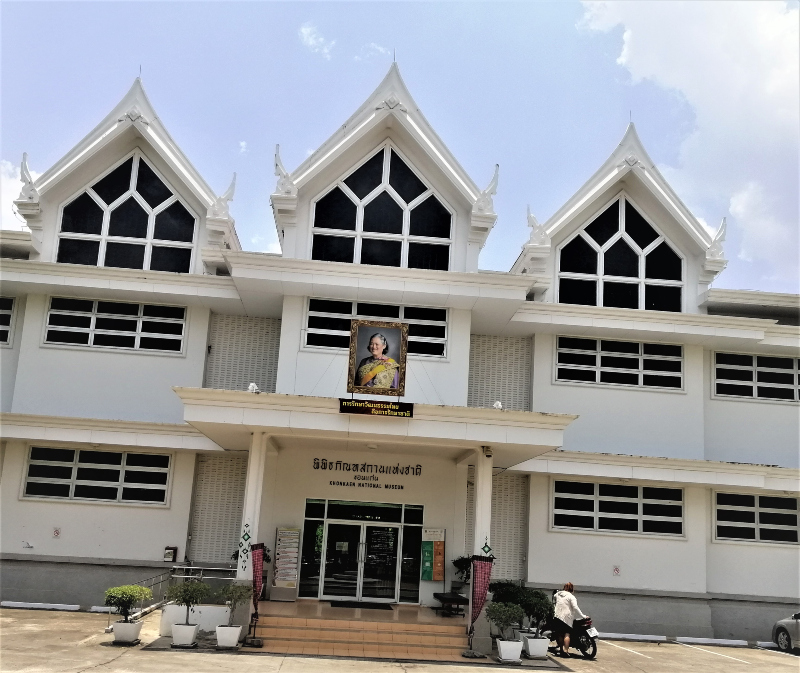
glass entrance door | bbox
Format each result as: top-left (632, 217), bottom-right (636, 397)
top-left (361, 525), bottom-right (400, 600)
top-left (322, 523), bottom-right (361, 598)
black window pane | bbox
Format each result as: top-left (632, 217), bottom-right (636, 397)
top-left (644, 359), bottom-right (682, 372)
top-left (74, 484), bottom-right (119, 500)
top-left (600, 370), bottom-right (638, 385)
top-left (299, 520), bottom-right (325, 597)
top-left (409, 196), bottom-right (451, 238)
top-left (759, 511), bottom-right (797, 526)
top-left (717, 525), bottom-right (756, 540)
top-left (305, 499), bottom-right (326, 518)
top-left (363, 192), bottom-right (403, 234)
top-left (28, 464), bottom-right (73, 479)
top-left (407, 243), bottom-right (449, 270)
top-left (643, 374), bottom-right (682, 388)
top-left (716, 368), bottom-right (753, 382)
top-left (584, 202), bottom-right (619, 246)
top-left (557, 367), bottom-right (596, 382)
top-left (599, 517), bottom-right (638, 531)
top-left (48, 313), bottom-right (91, 328)
top-left (108, 198), bottom-right (148, 238)
top-left (121, 487), bottom-right (166, 503)
top-left (400, 523), bottom-right (422, 603)
top-left (308, 315), bottom-right (351, 331)
top-left (604, 239), bottom-right (639, 277)
top-left (51, 298), bottom-right (94, 312)
top-left (142, 305), bottom-right (185, 320)
top-left (558, 336), bottom-right (596, 351)
top-left (309, 299), bottom-right (352, 315)
top-left (759, 528), bottom-right (798, 543)
top-left (646, 242), bottom-right (682, 281)
top-left (404, 505), bottom-right (424, 525)
top-left (407, 341), bottom-right (445, 356)
top-left (599, 483), bottom-right (638, 498)
top-left (554, 513), bottom-right (594, 529)
top-left (717, 382), bottom-right (754, 397)
top-left (91, 158), bottom-right (133, 205)
top-left (757, 386), bottom-right (795, 400)
top-left (559, 278), bottom-right (596, 306)
top-left (124, 470), bottom-right (168, 485)
top-left (76, 467), bottom-right (120, 482)
top-left (717, 509), bottom-right (756, 523)
top-left (314, 188), bottom-right (357, 231)
top-left (645, 285), bottom-right (681, 312)
top-left (26, 481), bottom-right (71, 497)
top-left (760, 496), bottom-right (798, 511)
top-left (360, 239), bottom-right (401, 267)
top-left (716, 353), bottom-right (753, 367)
top-left (103, 242), bottom-right (145, 270)
top-left (306, 332), bottom-right (350, 348)
top-left (757, 371), bottom-right (794, 385)
top-left (601, 355), bottom-right (639, 369)
top-left (643, 520), bottom-right (682, 535)
top-left (555, 481), bottom-right (594, 495)
top-left (97, 301), bottom-right (139, 316)
top-left (126, 453), bottom-right (170, 468)
top-left (404, 307), bottom-right (446, 321)
top-left (61, 193), bottom-right (104, 234)
top-left (408, 324), bottom-right (445, 338)
top-left (357, 303), bottom-right (400, 318)
top-left (0, 330), bottom-right (7, 342)
top-left (95, 317), bottom-right (137, 332)
top-left (312, 235), bottom-right (355, 263)
top-left (78, 450), bottom-right (122, 465)
top-left (644, 343), bottom-right (682, 357)
top-left (93, 333), bottom-right (136, 348)
top-left (599, 500), bottom-right (638, 515)
top-left (150, 247), bottom-right (191, 273)
top-left (757, 356), bottom-right (794, 370)
top-left (0, 314), bottom-right (10, 327)
top-left (558, 352), bottom-right (596, 366)
top-left (560, 236), bottom-right (597, 274)
top-left (625, 200), bottom-right (659, 249)
top-left (46, 330), bottom-right (90, 345)
top-left (141, 321), bottom-right (183, 335)
top-left (0, 297), bottom-right (13, 311)
top-left (154, 202), bottom-right (195, 242)
top-left (57, 239), bottom-right (100, 266)
top-left (344, 151), bottom-right (384, 199)
top-left (555, 497), bottom-right (594, 512)
top-left (600, 340), bottom-right (639, 354)
top-left (642, 503), bottom-right (682, 517)
top-left (139, 337), bottom-right (182, 351)
top-left (135, 160), bottom-right (172, 207)
top-left (717, 493), bottom-right (755, 507)
top-left (604, 282), bottom-right (639, 309)
top-left (389, 150), bottom-right (427, 204)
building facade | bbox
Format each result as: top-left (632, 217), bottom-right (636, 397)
top-left (1, 65), bottom-right (798, 642)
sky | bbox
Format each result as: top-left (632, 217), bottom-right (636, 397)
top-left (2, 1), bottom-right (798, 293)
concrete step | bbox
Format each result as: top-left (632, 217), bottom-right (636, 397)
top-left (257, 615), bottom-right (465, 635)
top-left (254, 638), bottom-right (468, 660)
top-left (256, 623), bottom-right (468, 648)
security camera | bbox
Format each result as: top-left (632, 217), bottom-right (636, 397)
top-left (482, 446), bottom-right (493, 458)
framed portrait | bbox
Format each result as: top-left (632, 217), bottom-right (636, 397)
top-left (347, 320), bottom-right (409, 396)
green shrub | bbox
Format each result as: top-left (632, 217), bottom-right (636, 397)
top-left (520, 589), bottom-right (554, 635)
top-left (217, 583), bottom-right (253, 626)
top-left (166, 580), bottom-right (210, 625)
top-left (452, 556), bottom-right (472, 583)
top-left (489, 580), bottom-right (527, 606)
top-left (104, 585), bottom-right (153, 623)
top-left (485, 601), bottom-right (524, 641)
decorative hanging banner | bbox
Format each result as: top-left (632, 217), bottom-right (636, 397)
top-left (339, 399), bottom-right (413, 418)
top-left (250, 543), bottom-right (265, 617)
top-left (470, 556), bottom-right (494, 626)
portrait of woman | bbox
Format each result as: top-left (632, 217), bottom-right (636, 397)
top-left (356, 333), bottom-right (400, 389)
top-left (347, 320), bottom-right (408, 396)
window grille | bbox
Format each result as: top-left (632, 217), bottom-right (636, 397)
top-left (556, 336), bottom-right (682, 389)
top-left (552, 480), bottom-right (683, 536)
top-left (305, 298), bottom-right (447, 357)
top-left (24, 446), bottom-right (170, 504)
top-left (557, 196), bottom-right (683, 312)
top-left (715, 492), bottom-right (798, 544)
top-left (0, 296), bottom-right (14, 345)
top-left (311, 145), bottom-right (451, 271)
top-left (714, 353), bottom-right (799, 403)
top-left (56, 151), bottom-right (195, 273)
top-left (45, 297), bottom-right (186, 353)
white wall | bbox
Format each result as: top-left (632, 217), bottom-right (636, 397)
top-left (526, 474), bottom-right (708, 593)
top-left (275, 295), bottom-right (472, 407)
top-left (0, 440), bottom-right (195, 562)
top-left (532, 333), bottom-right (705, 459)
top-left (11, 295), bottom-right (209, 424)
top-left (1, 295), bottom-right (25, 412)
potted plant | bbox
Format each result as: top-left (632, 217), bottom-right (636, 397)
top-left (519, 589), bottom-right (553, 659)
top-left (452, 556), bottom-right (472, 588)
top-left (485, 601), bottom-right (525, 662)
top-left (215, 583), bottom-right (252, 648)
top-left (104, 585), bottom-right (153, 644)
top-left (165, 580), bottom-right (210, 647)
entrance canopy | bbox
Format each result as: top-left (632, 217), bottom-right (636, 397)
top-left (173, 388), bottom-right (576, 468)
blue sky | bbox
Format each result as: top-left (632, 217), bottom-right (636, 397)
top-left (2, 1), bottom-right (798, 293)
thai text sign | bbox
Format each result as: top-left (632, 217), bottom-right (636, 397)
top-left (339, 398), bottom-right (413, 417)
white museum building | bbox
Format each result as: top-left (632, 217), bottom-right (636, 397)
top-left (1, 65), bottom-right (798, 643)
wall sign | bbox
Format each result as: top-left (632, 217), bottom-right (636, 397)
top-left (273, 527), bottom-right (300, 588)
top-left (313, 457), bottom-right (422, 491)
top-left (421, 528), bottom-right (445, 581)
top-left (339, 398), bottom-right (414, 418)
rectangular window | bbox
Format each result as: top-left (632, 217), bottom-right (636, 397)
top-left (305, 299), bottom-right (447, 357)
top-left (24, 446), bottom-right (170, 504)
top-left (44, 297), bottom-right (186, 353)
top-left (0, 296), bottom-right (14, 345)
top-left (714, 353), bottom-right (799, 403)
top-left (556, 336), bottom-right (683, 389)
top-left (715, 492), bottom-right (798, 544)
top-left (552, 480), bottom-right (683, 536)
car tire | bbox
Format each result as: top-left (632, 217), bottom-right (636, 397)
top-left (776, 627), bottom-right (792, 652)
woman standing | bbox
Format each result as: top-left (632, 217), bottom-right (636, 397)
top-left (552, 582), bottom-right (587, 657)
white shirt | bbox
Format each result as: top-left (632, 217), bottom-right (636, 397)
top-left (554, 590), bottom-right (586, 627)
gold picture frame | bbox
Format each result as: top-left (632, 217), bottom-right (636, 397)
top-left (346, 320), bottom-right (409, 397)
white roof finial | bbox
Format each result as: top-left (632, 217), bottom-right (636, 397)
top-left (274, 144), bottom-right (297, 196)
top-left (17, 153), bottom-right (39, 202)
top-left (208, 173), bottom-right (236, 219)
top-left (707, 217), bottom-right (727, 260)
top-left (527, 204), bottom-right (549, 246)
top-left (473, 164), bottom-right (499, 214)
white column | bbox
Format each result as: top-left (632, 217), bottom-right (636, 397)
top-left (237, 432), bottom-right (267, 580)
top-left (473, 446), bottom-right (493, 556)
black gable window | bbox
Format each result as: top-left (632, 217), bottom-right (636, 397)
top-left (557, 196), bottom-right (683, 311)
top-left (57, 152), bottom-right (195, 273)
top-left (311, 144), bottom-right (451, 270)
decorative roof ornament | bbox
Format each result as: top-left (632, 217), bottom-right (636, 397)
top-left (118, 104), bottom-right (149, 126)
top-left (527, 205), bottom-right (549, 246)
top-left (473, 164), bottom-right (499, 214)
top-left (17, 153), bottom-right (39, 203)
top-left (617, 153), bottom-right (643, 170)
top-left (376, 92), bottom-right (407, 112)
top-left (208, 173), bottom-right (236, 219)
top-left (274, 144), bottom-right (297, 197)
top-left (707, 217), bottom-right (727, 260)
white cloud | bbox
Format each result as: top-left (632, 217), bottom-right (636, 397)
top-left (581, 1), bottom-right (799, 290)
top-left (299, 23), bottom-right (335, 61)
top-left (250, 234), bottom-right (282, 255)
top-left (355, 42), bottom-right (391, 62)
top-left (1, 159), bottom-right (41, 232)
top-left (239, 141), bottom-right (247, 154)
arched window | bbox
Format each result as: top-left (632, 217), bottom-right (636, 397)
top-left (56, 151), bottom-right (196, 273)
top-left (311, 145), bottom-right (451, 271)
top-left (557, 197), bottom-right (683, 312)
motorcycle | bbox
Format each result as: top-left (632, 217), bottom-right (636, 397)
top-left (539, 616), bottom-right (598, 659)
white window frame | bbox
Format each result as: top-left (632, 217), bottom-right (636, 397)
top-left (303, 298), bottom-right (448, 359)
top-left (0, 296), bottom-right (16, 348)
top-left (555, 191), bottom-right (685, 311)
top-left (553, 335), bottom-right (684, 392)
top-left (22, 445), bottom-right (173, 507)
top-left (712, 351), bottom-right (799, 405)
top-left (55, 149), bottom-right (197, 274)
top-left (309, 141), bottom-right (453, 271)
top-left (550, 478), bottom-right (685, 539)
top-left (713, 491), bottom-right (799, 546)
top-left (42, 296), bottom-right (188, 356)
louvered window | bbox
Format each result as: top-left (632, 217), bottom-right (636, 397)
top-left (714, 353), bottom-right (799, 403)
top-left (715, 492), bottom-right (798, 544)
top-left (0, 297), bottom-right (14, 345)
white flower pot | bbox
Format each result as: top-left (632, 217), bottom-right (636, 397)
top-left (497, 638), bottom-right (523, 662)
top-left (215, 625), bottom-right (242, 648)
top-left (171, 623), bottom-right (199, 646)
top-left (113, 620), bottom-right (143, 643)
top-left (522, 635), bottom-right (549, 659)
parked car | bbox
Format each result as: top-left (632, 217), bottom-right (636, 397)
top-left (772, 612), bottom-right (800, 652)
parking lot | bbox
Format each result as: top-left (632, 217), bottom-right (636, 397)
top-left (0, 608), bottom-right (797, 673)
